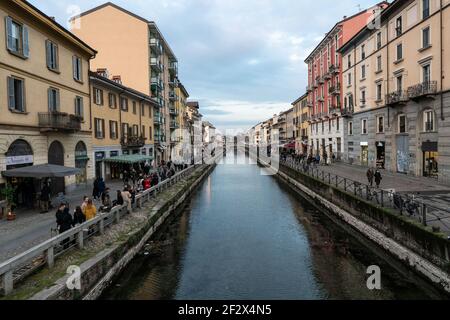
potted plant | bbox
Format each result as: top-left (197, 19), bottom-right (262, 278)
top-left (1, 185), bottom-right (17, 221)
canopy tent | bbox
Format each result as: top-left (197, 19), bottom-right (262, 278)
top-left (103, 155), bottom-right (153, 165)
top-left (1, 164), bottom-right (81, 178)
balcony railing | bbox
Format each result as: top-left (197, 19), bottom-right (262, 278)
top-left (317, 96), bottom-right (325, 102)
top-left (329, 83), bottom-right (341, 95)
top-left (149, 38), bottom-right (163, 56)
top-left (386, 90), bottom-right (409, 105)
top-left (169, 62), bottom-right (178, 75)
top-left (150, 58), bottom-right (163, 73)
top-left (169, 108), bottom-right (179, 116)
top-left (170, 121), bottom-right (180, 129)
top-left (154, 113), bottom-right (164, 125)
top-left (341, 107), bottom-right (354, 117)
top-left (306, 85), bottom-right (313, 93)
top-left (39, 112), bottom-right (82, 132)
top-left (407, 81), bottom-right (437, 99)
top-left (307, 101), bottom-right (314, 108)
top-left (154, 133), bottom-right (166, 143)
top-left (169, 78), bottom-right (179, 88)
top-left (329, 64), bottom-right (340, 74)
top-left (169, 91), bottom-right (178, 101)
top-left (120, 134), bottom-right (146, 148)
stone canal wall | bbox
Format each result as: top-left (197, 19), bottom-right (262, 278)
top-left (27, 164), bottom-right (216, 300)
top-left (276, 163), bottom-right (450, 294)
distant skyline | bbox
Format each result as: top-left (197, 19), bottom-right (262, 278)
top-left (29, 0), bottom-right (383, 132)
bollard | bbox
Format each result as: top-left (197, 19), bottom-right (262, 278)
top-left (116, 210), bottom-right (121, 223)
top-left (99, 218), bottom-right (105, 234)
top-left (77, 230), bottom-right (84, 249)
top-left (344, 178), bottom-right (347, 191)
top-left (47, 246), bottom-right (55, 269)
top-left (3, 271), bottom-right (13, 296)
top-left (422, 203), bottom-right (428, 227)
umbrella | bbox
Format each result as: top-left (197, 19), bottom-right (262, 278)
top-left (1, 164), bottom-right (81, 178)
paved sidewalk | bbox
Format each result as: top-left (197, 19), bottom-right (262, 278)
top-left (0, 180), bottom-right (124, 263)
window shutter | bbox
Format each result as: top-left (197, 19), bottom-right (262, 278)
top-left (102, 120), bottom-right (105, 138)
top-left (78, 58), bottom-right (83, 81)
top-left (47, 88), bottom-right (52, 111)
top-left (7, 77), bottom-right (15, 109)
top-left (80, 98), bottom-right (84, 118)
top-left (5, 17), bottom-right (13, 51)
top-left (22, 25), bottom-right (29, 57)
top-left (46, 40), bottom-right (51, 68)
top-left (72, 56), bottom-right (77, 79)
top-left (55, 89), bottom-right (60, 111)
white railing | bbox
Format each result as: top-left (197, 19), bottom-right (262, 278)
top-left (0, 165), bottom-right (198, 296)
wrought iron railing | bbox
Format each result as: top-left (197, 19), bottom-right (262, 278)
top-left (38, 112), bottom-right (82, 132)
top-left (407, 81), bottom-right (437, 99)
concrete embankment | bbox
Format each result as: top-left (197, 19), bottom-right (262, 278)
top-left (269, 161), bottom-right (450, 295)
top-left (3, 164), bottom-right (215, 300)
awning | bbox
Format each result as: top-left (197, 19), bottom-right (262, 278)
top-left (103, 155), bottom-right (153, 164)
top-left (1, 164), bottom-right (81, 178)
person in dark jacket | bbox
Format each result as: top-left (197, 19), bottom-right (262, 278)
top-left (73, 206), bottom-right (86, 225)
top-left (115, 190), bottom-right (124, 206)
top-left (98, 178), bottom-right (106, 199)
top-left (40, 184), bottom-right (51, 213)
top-left (374, 170), bottom-right (383, 188)
top-left (56, 204), bottom-right (73, 249)
top-left (92, 178), bottom-right (100, 200)
top-left (367, 168), bottom-right (375, 187)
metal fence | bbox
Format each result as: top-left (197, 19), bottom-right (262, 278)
top-left (281, 157), bottom-right (450, 236)
top-left (0, 165), bottom-right (198, 296)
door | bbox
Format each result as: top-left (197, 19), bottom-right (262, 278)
top-left (396, 135), bottom-right (409, 173)
top-left (361, 146), bottom-right (369, 166)
top-left (48, 141), bottom-right (65, 195)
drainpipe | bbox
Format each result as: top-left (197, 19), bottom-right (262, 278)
top-left (440, 0), bottom-right (444, 121)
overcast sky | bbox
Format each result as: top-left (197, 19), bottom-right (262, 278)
top-left (30, 0), bottom-right (380, 132)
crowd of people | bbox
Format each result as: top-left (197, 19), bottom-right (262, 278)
top-left (54, 159), bottom-right (190, 242)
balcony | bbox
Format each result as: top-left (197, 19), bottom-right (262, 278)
top-left (324, 72), bottom-right (332, 80)
top-left (169, 107), bottom-right (179, 116)
top-left (341, 107), bottom-right (354, 117)
top-left (307, 101), bottom-right (314, 108)
top-left (306, 85), bottom-right (313, 93)
top-left (169, 91), bottom-right (178, 101)
top-left (169, 77), bottom-right (179, 88)
top-left (154, 133), bottom-right (166, 143)
top-left (329, 64), bottom-right (340, 75)
top-left (120, 134), bottom-right (146, 149)
top-left (150, 38), bottom-right (163, 56)
top-left (39, 112), bottom-right (82, 132)
top-left (151, 77), bottom-right (163, 91)
top-left (169, 62), bottom-right (178, 75)
top-left (328, 83), bottom-right (341, 95)
top-left (150, 58), bottom-right (163, 73)
top-left (330, 105), bottom-right (341, 116)
top-left (170, 137), bottom-right (182, 144)
top-left (407, 81), bottom-right (438, 100)
top-left (317, 96), bottom-right (325, 102)
top-left (170, 121), bottom-right (180, 129)
top-left (386, 90), bottom-right (408, 106)
top-left (318, 76), bottom-right (325, 84)
top-left (154, 113), bottom-right (163, 125)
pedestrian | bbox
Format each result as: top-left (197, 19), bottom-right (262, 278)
top-left (83, 199), bottom-right (97, 221)
top-left (92, 177), bottom-right (99, 200)
top-left (40, 183), bottom-right (51, 214)
top-left (121, 187), bottom-right (132, 213)
top-left (98, 178), bottom-right (106, 200)
top-left (101, 188), bottom-right (112, 211)
top-left (323, 152), bottom-right (328, 166)
top-left (81, 196), bottom-right (89, 212)
top-left (367, 168), bottom-right (375, 187)
top-left (115, 190), bottom-right (124, 206)
top-left (56, 204), bottom-right (73, 249)
top-left (73, 206), bottom-right (86, 225)
top-left (374, 169), bottom-right (383, 188)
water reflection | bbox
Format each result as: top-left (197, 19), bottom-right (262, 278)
top-left (101, 153), bottom-right (445, 300)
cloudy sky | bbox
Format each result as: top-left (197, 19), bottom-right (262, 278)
top-left (30, 0), bottom-right (380, 132)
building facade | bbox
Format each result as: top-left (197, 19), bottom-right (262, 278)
top-left (71, 2), bottom-right (179, 164)
top-left (305, 2), bottom-right (389, 161)
top-left (292, 94), bottom-right (309, 155)
top-left (90, 70), bottom-right (157, 180)
top-left (0, 0), bottom-right (96, 201)
top-left (340, 0), bottom-right (450, 184)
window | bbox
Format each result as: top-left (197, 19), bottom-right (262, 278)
top-left (121, 97), bottom-right (128, 111)
top-left (361, 65), bottom-right (366, 79)
top-left (376, 55), bottom-right (382, 72)
top-left (336, 118), bottom-right (340, 131)
top-left (422, 27), bottom-right (430, 49)
top-left (132, 124), bottom-right (139, 136)
top-left (5, 17), bottom-right (29, 58)
top-left (348, 121), bottom-right (353, 135)
top-left (396, 43), bottom-right (403, 61)
top-left (376, 83), bottom-right (382, 101)
top-left (73, 56), bottom-right (82, 81)
top-left (142, 126), bottom-right (146, 139)
top-left (93, 87), bottom-right (103, 105)
top-left (396, 16), bottom-right (403, 37)
top-left (148, 106), bottom-right (152, 118)
top-left (74, 96), bottom-right (83, 119)
top-left (141, 103), bottom-right (145, 117)
top-left (47, 87), bottom-right (60, 112)
top-left (362, 119), bottom-right (368, 134)
top-left (398, 114), bottom-right (407, 133)
top-left (397, 75), bottom-right (403, 92)
top-left (423, 0), bottom-right (430, 19)
top-left (423, 64), bottom-right (431, 83)
top-left (110, 121), bottom-right (118, 139)
top-left (94, 118), bottom-right (105, 139)
top-left (149, 126), bottom-right (153, 140)
top-left (361, 45), bottom-right (366, 60)
top-left (424, 110), bottom-right (434, 132)
top-left (348, 73), bottom-right (352, 86)
top-left (132, 101), bottom-right (137, 114)
top-left (361, 90), bottom-right (366, 106)
top-left (377, 116), bottom-right (384, 133)
top-left (108, 93), bottom-right (117, 108)
top-left (122, 123), bottom-right (129, 138)
top-left (7, 76), bottom-right (25, 112)
top-left (46, 40), bottom-right (59, 71)
top-left (321, 122), bottom-right (324, 134)
top-left (347, 54), bottom-right (352, 69)
top-left (376, 32), bottom-right (382, 50)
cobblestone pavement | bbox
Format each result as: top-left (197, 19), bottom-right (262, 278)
top-left (0, 181), bottom-right (125, 263)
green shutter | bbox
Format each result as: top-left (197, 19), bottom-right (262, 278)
top-left (46, 40), bottom-right (51, 68)
top-left (5, 17), bottom-right (13, 51)
top-left (7, 77), bottom-right (15, 109)
top-left (47, 88), bottom-right (52, 111)
top-left (55, 89), bottom-right (60, 111)
top-left (22, 25), bottom-right (29, 57)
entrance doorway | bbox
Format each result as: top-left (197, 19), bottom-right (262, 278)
top-left (422, 141), bottom-right (438, 179)
top-left (48, 141), bottom-right (65, 195)
top-left (75, 141), bottom-right (88, 185)
top-left (376, 141), bottom-right (385, 169)
top-left (361, 146), bottom-right (369, 166)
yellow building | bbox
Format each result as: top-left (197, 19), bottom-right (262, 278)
top-left (0, 0), bottom-right (96, 202)
top-left (171, 82), bottom-right (189, 161)
top-left (70, 2), bottom-right (179, 164)
top-left (339, 0), bottom-right (450, 183)
top-left (292, 93), bottom-right (309, 155)
top-left (90, 70), bottom-right (157, 180)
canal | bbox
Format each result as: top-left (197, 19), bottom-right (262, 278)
top-left (101, 153), bottom-right (445, 300)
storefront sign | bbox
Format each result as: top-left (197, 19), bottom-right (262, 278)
top-left (95, 152), bottom-right (105, 161)
top-left (110, 151), bottom-right (119, 157)
top-left (6, 155), bottom-right (34, 166)
top-left (360, 142), bottom-right (369, 147)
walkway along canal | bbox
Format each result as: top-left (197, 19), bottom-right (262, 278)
top-left (101, 153), bottom-right (446, 300)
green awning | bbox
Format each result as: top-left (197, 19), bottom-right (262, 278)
top-left (103, 155), bottom-right (153, 164)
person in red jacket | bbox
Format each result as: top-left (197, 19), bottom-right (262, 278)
top-left (143, 177), bottom-right (151, 190)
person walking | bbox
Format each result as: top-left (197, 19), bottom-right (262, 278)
top-left (83, 199), bottom-right (97, 221)
top-left (98, 178), bottom-right (106, 200)
top-left (121, 188), bottom-right (132, 213)
top-left (40, 183), bottom-right (51, 214)
top-left (92, 177), bottom-right (100, 200)
top-left (366, 168), bottom-right (375, 187)
top-left (115, 190), bottom-right (124, 206)
top-left (374, 169), bottom-right (383, 188)
top-left (323, 152), bottom-right (328, 166)
top-left (73, 206), bottom-right (86, 225)
top-left (56, 204), bottom-right (73, 249)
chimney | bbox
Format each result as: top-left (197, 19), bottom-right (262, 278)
top-left (343, 15), bottom-right (347, 19)
top-left (96, 68), bottom-right (109, 79)
top-left (49, 17), bottom-right (56, 21)
top-left (112, 75), bottom-right (122, 84)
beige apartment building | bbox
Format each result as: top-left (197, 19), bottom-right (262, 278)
top-left (70, 2), bottom-right (179, 164)
top-left (171, 81), bottom-right (189, 161)
top-left (186, 101), bottom-right (203, 164)
top-left (292, 93), bottom-right (309, 155)
top-left (339, 0), bottom-right (450, 183)
top-left (90, 70), bottom-right (157, 180)
top-left (0, 0), bottom-right (96, 203)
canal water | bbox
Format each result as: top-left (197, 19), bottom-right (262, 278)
top-left (101, 153), bottom-right (445, 300)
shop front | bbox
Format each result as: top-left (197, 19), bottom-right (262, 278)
top-left (75, 141), bottom-right (89, 185)
top-left (422, 141), bottom-right (438, 179)
top-left (360, 142), bottom-right (369, 167)
top-left (376, 141), bottom-right (385, 169)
